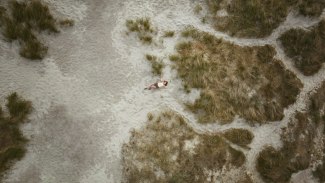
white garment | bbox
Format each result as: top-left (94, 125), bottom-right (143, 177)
top-left (157, 82), bottom-right (164, 87)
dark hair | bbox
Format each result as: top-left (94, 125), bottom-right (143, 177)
top-left (164, 81), bottom-right (168, 86)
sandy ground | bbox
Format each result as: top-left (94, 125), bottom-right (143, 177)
top-left (0, 0), bottom-right (324, 182)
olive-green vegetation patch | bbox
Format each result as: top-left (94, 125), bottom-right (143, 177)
top-left (0, 92), bottom-right (32, 180)
top-left (122, 110), bottom-right (248, 183)
top-left (223, 128), bottom-right (254, 148)
top-left (163, 30), bottom-right (174, 38)
top-left (298, 0), bottom-right (325, 17)
top-left (257, 81), bottom-right (325, 183)
top-left (204, 0), bottom-right (325, 38)
top-left (145, 54), bottom-right (164, 76)
top-left (170, 28), bottom-right (302, 124)
top-left (205, 0), bottom-right (296, 38)
top-left (126, 17), bottom-right (155, 44)
top-left (0, 0), bottom-right (73, 60)
top-left (279, 20), bottom-right (325, 76)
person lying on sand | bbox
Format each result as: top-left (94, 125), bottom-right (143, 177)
top-left (144, 79), bottom-right (168, 90)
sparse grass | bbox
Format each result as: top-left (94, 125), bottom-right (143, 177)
top-left (126, 17), bottom-right (155, 44)
top-left (279, 20), bottom-right (325, 76)
top-left (204, 0), bottom-right (324, 38)
top-left (223, 128), bottom-right (254, 147)
top-left (0, 0), bottom-right (73, 60)
top-left (163, 30), bottom-right (174, 37)
top-left (171, 28), bottom-right (302, 123)
top-left (122, 110), bottom-right (247, 183)
top-left (145, 54), bottom-right (164, 76)
top-left (0, 93), bottom-right (32, 180)
top-left (257, 81), bottom-right (325, 182)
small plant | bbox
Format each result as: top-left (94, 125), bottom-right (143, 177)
top-left (194, 4), bottom-right (202, 14)
top-left (147, 113), bottom-right (154, 121)
top-left (145, 54), bottom-right (164, 76)
top-left (126, 17), bottom-right (155, 44)
top-left (163, 30), bottom-right (174, 37)
top-left (59, 19), bottom-right (74, 27)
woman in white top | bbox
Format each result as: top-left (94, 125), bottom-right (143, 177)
top-left (144, 79), bottom-right (168, 90)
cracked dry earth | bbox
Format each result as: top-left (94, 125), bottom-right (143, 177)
top-left (0, 0), bottom-right (325, 183)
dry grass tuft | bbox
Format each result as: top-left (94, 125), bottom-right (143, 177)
top-left (171, 28), bottom-right (302, 123)
top-left (279, 20), bottom-right (325, 76)
top-left (126, 17), bottom-right (155, 44)
top-left (163, 30), bottom-right (174, 37)
top-left (223, 128), bottom-right (254, 148)
top-left (203, 0), bottom-right (325, 38)
top-left (145, 54), bottom-right (164, 76)
top-left (0, 0), bottom-right (73, 60)
top-left (257, 81), bottom-right (325, 182)
top-left (122, 110), bottom-right (248, 182)
top-left (0, 92), bottom-right (32, 180)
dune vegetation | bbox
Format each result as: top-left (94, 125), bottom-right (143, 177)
top-left (122, 110), bottom-right (253, 183)
top-left (279, 20), bottom-right (325, 76)
top-left (256, 81), bottom-right (325, 183)
top-left (126, 17), bottom-right (155, 44)
top-left (170, 27), bottom-right (302, 124)
top-left (0, 0), bottom-right (73, 60)
top-left (145, 54), bottom-right (164, 76)
top-left (204, 0), bottom-right (325, 38)
top-left (0, 92), bottom-right (32, 180)
top-left (223, 128), bottom-right (254, 148)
